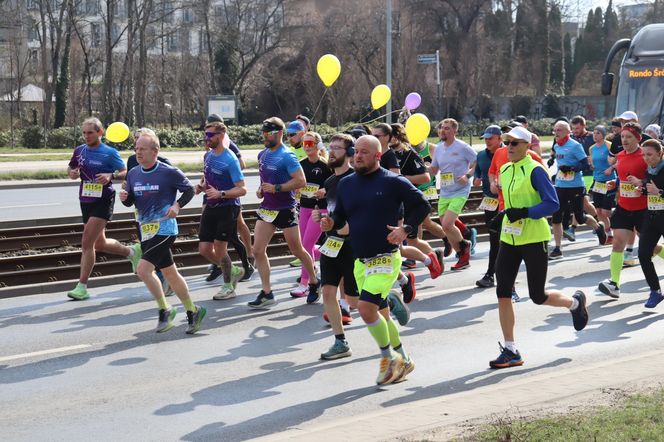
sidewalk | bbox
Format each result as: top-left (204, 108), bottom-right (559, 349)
top-left (253, 347), bottom-right (664, 441)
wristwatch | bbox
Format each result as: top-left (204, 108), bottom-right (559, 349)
top-left (221, 190), bottom-right (226, 198)
top-left (275, 184), bottom-right (282, 192)
top-left (403, 225), bottom-right (414, 235)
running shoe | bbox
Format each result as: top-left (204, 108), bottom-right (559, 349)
top-left (489, 343), bottom-right (524, 369)
top-left (476, 273), bottom-right (494, 288)
top-left (156, 307), bottom-right (176, 333)
top-left (230, 265), bottom-right (244, 289)
top-left (289, 258), bottom-right (302, 267)
top-left (388, 292), bottom-right (410, 326)
top-left (400, 271), bottom-right (416, 304)
top-left (392, 355), bottom-right (415, 383)
top-left (549, 247), bottom-right (563, 260)
top-left (239, 264), bottom-right (255, 282)
top-left (290, 283), bottom-right (308, 298)
top-left (426, 252), bottom-right (443, 279)
top-left (644, 290), bottom-right (664, 309)
top-left (206, 265), bottom-right (222, 283)
top-left (623, 250), bottom-right (638, 267)
top-left (595, 223), bottom-right (607, 245)
top-left (320, 339), bottom-right (352, 360)
top-left (401, 258), bottom-right (417, 269)
top-left (207, 263), bottom-right (215, 272)
top-left (443, 238), bottom-right (453, 258)
top-left (451, 241), bottom-right (470, 271)
top-left (434, 247), bottom-right (444, 269)
top-left (213, 283), bottom-right (236, 300)
top-left (511, 288), bottom-right (521, 303)
top-left (376, 354), bottom-right (404, 385)
top-left (598, 279), bottom-right (620, 298)
top-left (563, 227), bottom-right (576, 242)
top-left (185, 305), bottom-right (207, 334)
top-left (306, 281), bottom-right (321, 304)
top-left (571, 290), bottom-right (588, 330)
top-left (248, 291), bottom-right (276, 309)
top-left (470, 227), bottom-right (478, 255)
top-left (323, 303), bottom-right (353, 325)
top-left (128, 242), bottom-right (142, 273)
top-left (67, 284), bottom-right (90, 301)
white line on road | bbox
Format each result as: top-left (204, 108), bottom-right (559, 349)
top-left (0, 203), bottom-right (61, 209)
top-left (0, 344), bottom-right (91, 363)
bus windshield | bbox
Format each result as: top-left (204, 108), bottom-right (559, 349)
top-left (616, 66), bottom-right (664, 126)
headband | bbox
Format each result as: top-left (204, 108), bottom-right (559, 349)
top-left (621, 126), bottom-right (641, 141)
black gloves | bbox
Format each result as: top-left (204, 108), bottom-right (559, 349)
top-left (558, 165), bottom-right (573, 173)
top-left (488, 211), bottom-right (505, 233)
top-left (547, 157), bottom-right (555, 167)
top-left (505, 207), bottom-right (529, 222)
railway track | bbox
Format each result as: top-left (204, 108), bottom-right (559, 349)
top-left (0, 190), bottom-right (490, 294)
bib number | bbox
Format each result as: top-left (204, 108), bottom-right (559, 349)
top-left (648, 195), bottom-right (664, 211)
top-left (478, 197), bottom-right (499, 211)
top-left (440, 172), bottom-right (455, 186)
top-left (258, 208), bottom-right (279, 223)
top-left (502, 219), bottom-right (524, 236)
top-left (364, 253), bottom-right (393, 276)
top-left (140, 221), bottom-right (160, 241)
top-left (423, 186), bottom-right (438, 201)
top-left (319, 236), bottom-right (345, 258)
top-left (592, 181), bottom-right (608, 194)
top-left (619, 182), bottom-right (639, 198)
top-left (300, 183), bottom-right (320, 199)
top-left (82, 181), bottom-right (103, 198)
top-left (556, 170), bottom-right (575, 181)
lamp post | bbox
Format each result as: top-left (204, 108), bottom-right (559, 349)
top-left (165, 103), bottom-right (174, 129)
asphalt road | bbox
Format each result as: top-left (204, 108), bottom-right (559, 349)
top-left (1, 231), bottom-right (663, 441)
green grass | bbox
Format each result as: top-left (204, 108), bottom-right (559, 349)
top-left (465, 388), bottom-right (664, 442)
top-left (0, 154), bottom-right (74, 162)
top-left (0, 144), bottom-right (265, 154)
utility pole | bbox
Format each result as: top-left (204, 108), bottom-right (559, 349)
top-left (386, 0), bottom-right (392, 123)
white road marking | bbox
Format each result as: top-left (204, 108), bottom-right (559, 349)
top-left (0, 344), bottom-right (91, 363)
top-left (0, 203), bottom-right (61, 209)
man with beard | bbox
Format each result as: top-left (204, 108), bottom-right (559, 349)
top-left (320, 135), bottom-right (429, 385)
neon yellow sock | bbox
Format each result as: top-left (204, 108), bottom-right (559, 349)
top-left (386, 317), bottom-right (402, 348)
top-left (657, 245), bottom-right (664, 259)
top-left (182, 298), bottom-right (196, 312)
top-left (367, 315), bottom-right (390, 349)
top-left (156, 296), bottom-right (170, 310)
top-left (610, 251), bottom-right (624, 286)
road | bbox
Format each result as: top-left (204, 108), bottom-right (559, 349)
top-left (1, 231), bottom-right (663, 441)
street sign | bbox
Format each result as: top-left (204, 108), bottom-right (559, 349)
top-left (417, 54), bottom-right (437, 64)
top-left (206, 95), bottom-right (237, 121)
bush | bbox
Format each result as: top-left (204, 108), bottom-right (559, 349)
top-left (21, 126), bottom-right (46, 149)
top-left (47, 126), bottom-right (82, 149)
top-left (0, 129), bottom-right (21, 147)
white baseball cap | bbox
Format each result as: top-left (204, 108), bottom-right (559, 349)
top-left (617, 110), bottom-right (638, 121)
top-left (501, 126), bottom-right (533, 143)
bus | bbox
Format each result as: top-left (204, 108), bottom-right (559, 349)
top-left (601, 23), bottom-right (664, 127)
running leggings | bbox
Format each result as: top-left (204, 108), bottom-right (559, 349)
top-left (496, 241), bottom-right (549, 305)
top-left (638, 215), bottom-right (664, 291)
top-left (299, 207), bottom-right (326, 283)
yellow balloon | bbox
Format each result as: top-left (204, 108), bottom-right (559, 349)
top-left (405, 113), bottom-right (431, 146)
top-left (106, 122), bottom-right (130, 143)
top-left (371, 84), bottom-right (391, 110)
top-left (316, 54), bottom-right (341, 87)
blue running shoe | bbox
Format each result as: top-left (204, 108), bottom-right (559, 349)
top-left (645, 290), bottom-right (664, 309)
top-left (388, 292), bottom-right (410, 326)
top-left (489, 342), bottom-right (524, 369)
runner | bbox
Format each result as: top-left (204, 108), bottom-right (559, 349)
top-left (638, 139), bottom-right (664, 308)
top-left (313, 133), bottom-right (358, 360)
top-left (598, 122), bottom-right (648, 298)
top-left (588, 125), bottom-right (617, 244)
top-left (66, 117), bottom-right (141, 300)
top-left (549, 120), bottom-right (607, 260)
top-left (428, 118), bottom-right (477, 270)
top-left (197, 121), bottom-right (248, 301)
top-left (248, 117), bottom-right (320, 308)
top-left (320, 135), bottom-right (430, 384)
top-left (290, 131), bottom-right (333, 298)
top-left (490, 127), bottom-right (588, 369)
top-left (286, 120), bottom-right (307, 161)
top-left (120, 131), bottom-right (205, 334)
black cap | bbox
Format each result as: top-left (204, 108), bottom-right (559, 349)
top-left (262, 117), bottom-right (285, 132)
top-left (206, 113), bottom-right (223, 124)
top-left (514, 115), bottom-right (528, 124)
top-left (296, 114), bottom-right (310, 126)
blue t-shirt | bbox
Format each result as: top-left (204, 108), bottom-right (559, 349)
top-left (68, 143), bottom-right (125, 203)
top-left (203, 148), bottom-right (244, 207)
top-left (553, 138), bottom-right (587, 188)
top-left (474, 148), bottom-right (497, 197)
top-left (590, 143), bottom-right (617, 183)
top-left (125, 162), bottom-right (193, 237)
top-left (257, 144), bottom-right (301, 210)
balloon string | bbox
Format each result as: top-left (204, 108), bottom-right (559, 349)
top-left (311, 87), bottom-right (330, 125)
top-left (363, 108), bottom-right (402, 124)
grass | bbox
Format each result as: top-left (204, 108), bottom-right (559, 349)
top-left (0, 154), bottom-right (74, 162)
top-left (0, 145), bottom-right (265, 154)
top-left (463, 387), bottom-right (664, 442)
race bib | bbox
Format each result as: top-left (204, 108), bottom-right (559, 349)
top-left (556, 170), bottom-right (575, 181)
top-left (423, 186), bottom-right (438, 201)
top-left (619, 182), bottom-right (639, 198)
top-left (591, 181), bottom-right (608, 195)
top-left (295, 189), bottom-right (301, 202)
top-left (319, 236), bottom-right (345, 258)
top-left (502, 219), bottom-right (524, 236)
top-left (300, 183), bottom-right (320, 199)
top-left (364, 253), bottom-right (393, 276)
top-left (140, 221), bottom-right (160, 241)
top-left (478, 197), bottom-right (499, 211)
top-left (257, 208), bottom-right (278, 223)
top-left (82, 181), bottom-right (103, 198)
top-left (440, 172), bottom-right (455, 186)
top-left (648, 195), bottom-right (664, 211)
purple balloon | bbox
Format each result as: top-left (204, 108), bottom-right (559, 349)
top-left (405, 92), bottom-right (422, 110)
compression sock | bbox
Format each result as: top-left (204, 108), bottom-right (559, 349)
top-left (367, 316), bottom-right (391, 355)
top-left (386, 317), bottom-right (401, 348)
top-left (182, 298), bottom-right (196, 312)
top-left (610, 251), bottom-right (624, 286)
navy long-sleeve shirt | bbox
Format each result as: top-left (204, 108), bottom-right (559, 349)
top-left (527, 166), bottom-right (560, 219)
top-left (332, 167), bottom-right (430, 259)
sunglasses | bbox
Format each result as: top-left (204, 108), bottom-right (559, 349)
top-left (303, 140), bottom-right (317, 147)
top-left (205, 131), bottom-right (222, 138)
top-left (286, 132), bottom-right (298, 138)
top-left (505, 141), bottom-right (526, 146)
top-left (263, 130), bottom-right (279, 136)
